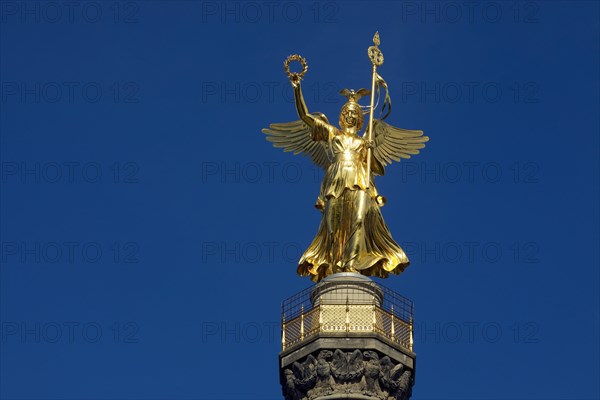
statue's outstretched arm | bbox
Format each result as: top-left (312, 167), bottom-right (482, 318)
top-left (292, 81), bottom-right (315, 128)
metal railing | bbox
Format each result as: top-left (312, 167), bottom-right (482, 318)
top-left (281, 280), bottom-right (413, 351)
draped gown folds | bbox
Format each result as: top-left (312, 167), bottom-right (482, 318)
top-left (263, 99), bottom-right (428, 282)
top-left (296, 118), bottom-right (409, 282)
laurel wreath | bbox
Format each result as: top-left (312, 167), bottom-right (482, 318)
top-left (284, 54), bottom-right (308, 81)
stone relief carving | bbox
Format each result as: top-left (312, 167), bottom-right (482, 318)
top-left (282, 349), bottom-right (413, 400)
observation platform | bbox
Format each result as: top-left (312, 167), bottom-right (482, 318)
top-left (279, 273), bottom-right (416, 400)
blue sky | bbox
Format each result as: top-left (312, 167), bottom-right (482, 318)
top-left (1, 1), bottom-right (599, 399)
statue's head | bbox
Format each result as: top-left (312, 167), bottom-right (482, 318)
top-left (339, 102), bottom-right (364, 133)
top-left (339, 88), bottom-right (369, 134)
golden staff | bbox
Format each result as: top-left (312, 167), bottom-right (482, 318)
top-left (366, 32), bottom-right (384, 189)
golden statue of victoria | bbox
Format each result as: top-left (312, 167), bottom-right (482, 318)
top-left (263, 33), bottom-right (428, 282)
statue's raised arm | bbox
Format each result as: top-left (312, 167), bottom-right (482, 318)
top-left (286, 56), bottom-right (314, 128)
top-left (262, 55), bottom-right (332, 171)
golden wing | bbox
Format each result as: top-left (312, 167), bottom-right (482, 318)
top-left (262, 113), bottom-right (331, 170)
top-left (372, 119), bottom-right (429, 175)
